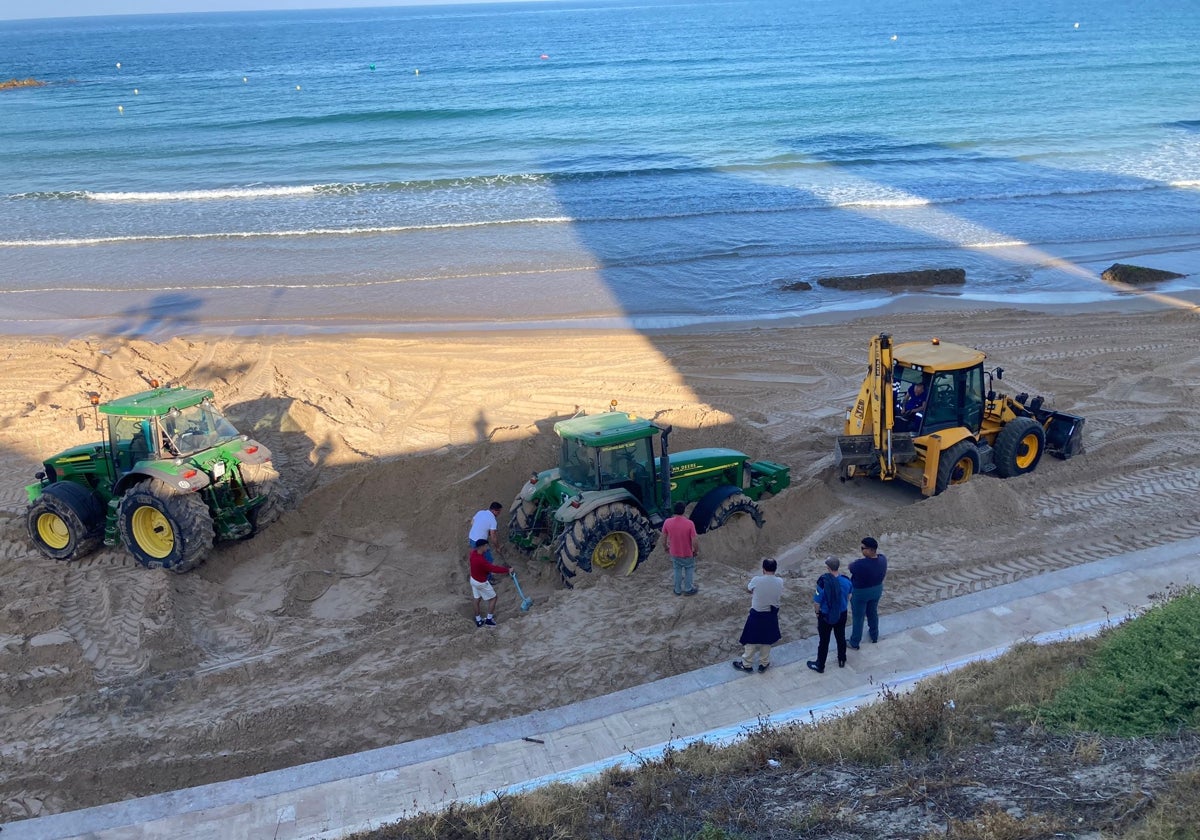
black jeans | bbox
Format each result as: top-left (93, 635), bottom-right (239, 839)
top-left (816, 610), bottom-right (848, 669)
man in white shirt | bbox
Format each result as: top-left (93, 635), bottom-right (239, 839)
top-left (468, 501), bottom-right (504, 562)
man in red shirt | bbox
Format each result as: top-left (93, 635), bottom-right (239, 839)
top-left (469, 538), bottom-right (511, 627)
top-left (661, 501), bottom-right (700, 596)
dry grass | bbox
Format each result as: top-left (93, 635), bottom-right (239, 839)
top-left (349, 605), bottom-right (1199, 840)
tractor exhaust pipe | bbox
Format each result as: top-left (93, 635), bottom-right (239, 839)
top-left (658, 424), bottom-right (673, 511)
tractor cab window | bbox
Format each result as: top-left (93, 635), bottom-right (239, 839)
top-left (110, 416), bottom-right (158, 471)
top-left (165, 401), bottom-right (241, 455)
top-left (599, 438), bottom-right (654, 502)
top-left (560, 439), bottom-right (599, 489)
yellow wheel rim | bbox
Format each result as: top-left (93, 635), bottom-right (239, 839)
top-left (951, 457), bottom-right (975, 485)
top-left (36, 512), bottom-right (71, 550)
top-left (1015, 432), bottom-right (1041, 469)
top-left (591, 531), bottom-right (637, 574)
top-left (131, 505), bottom-right (174, 559)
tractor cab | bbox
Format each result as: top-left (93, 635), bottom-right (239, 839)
top-left (892, 341), bottom-right (986, 437)
top-left (556, 410), bottom-right (663, 511)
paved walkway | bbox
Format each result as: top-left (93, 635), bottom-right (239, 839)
top-left (7, 539), bottom-right (1199, 840)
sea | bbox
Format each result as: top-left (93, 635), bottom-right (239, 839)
top-left (1, 0), bottom-right (1198, 338)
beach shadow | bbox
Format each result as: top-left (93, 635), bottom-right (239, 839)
top-left (108, 291), bottom-right (206, 338)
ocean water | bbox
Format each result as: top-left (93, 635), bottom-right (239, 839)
top-left (1, 0), bottom-right (1198, 337)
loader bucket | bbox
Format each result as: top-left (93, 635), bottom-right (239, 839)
top-left (836, 434), bottom-right (878, 467)
top-left (1043, 412), bottom-right (1085, 460)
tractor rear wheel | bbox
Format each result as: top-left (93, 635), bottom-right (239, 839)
top-left (994, 417), bottom-right (1046, 478)
top-left (26, 481), bottom-right (104, 562)
top-left (555, 502), bottom-right (657, 588)
top-left (240, 462), bottom-right (286, 532)
top-left (117, 479), bottom-right (214, 573)
top-left (705, 493), bottom-right (764, 532)
top-left (934, 440), bottom-right (980, 495)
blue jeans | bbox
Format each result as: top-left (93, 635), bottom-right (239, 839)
top-left (672, 555), bottom-right (695, 594)
top-left (849, 583), bottom-right (883, 647)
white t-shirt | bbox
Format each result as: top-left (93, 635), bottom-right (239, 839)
top-left (469, 509), bottom-right (498, 543)
top-left (748, 574), bottom-right (783, 612)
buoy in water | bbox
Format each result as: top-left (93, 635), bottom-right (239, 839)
top-left (242, 76), bottom-right (248, 83)
top-left (414, 69), bottom-right (419, 75)
top-left (370, 63), bottom-right (376, 71)
top-left (540, 53), bottom-right (549, 60)
top-left (117, 104), bottom-right (123, 113)
top-left (295, 85), bottom-right (301, 90)
top-left (1074, 22), bottom-right (1080, 28)
top-left (115, 62), bottom-right (121, 69)
top-left (133, 88), bottom-right (139, 95)
top-left (890, 34), bottom-right (898, 41)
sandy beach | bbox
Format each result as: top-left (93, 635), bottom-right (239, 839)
top-left (1, 297), bottom-right (1199, 820)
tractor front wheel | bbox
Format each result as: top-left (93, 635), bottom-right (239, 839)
top-left (705, 493), bottom-right (764, 532)
top-left (26, 482), bottom-right (104, 562)
top-left (508, 492), bottom-right (549, 553)
top-left (994, 417), bottom-right (1046, 478)
top-left (555, 502), bottom-right (657, 587)
top-left (240, 462), bottom-right (287, 533)
top-left (934, 440), bottom-right (980, 495)
top-left (117, 480), bottom-right (215, 573)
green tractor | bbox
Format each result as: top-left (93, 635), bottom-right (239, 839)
top-left (25, 383), bottom-right (285, 573)
top-left (508, 403), bottom-right (790, 586)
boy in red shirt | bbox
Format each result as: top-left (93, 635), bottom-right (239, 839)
top-left (469, 538), bottom-right (511, 627)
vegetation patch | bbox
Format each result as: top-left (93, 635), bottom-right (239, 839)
top-left (1040, 589), bottom-right (1200, 736)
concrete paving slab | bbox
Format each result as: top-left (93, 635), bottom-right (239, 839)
top-left (5, 538), bottom-right (1197, 840)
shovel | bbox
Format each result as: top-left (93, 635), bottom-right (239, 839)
top-left (510, 570), bottom-right (534, 612)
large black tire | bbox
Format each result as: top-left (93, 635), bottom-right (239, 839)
top-left (934, 440), bottom-right (980, 495)
top-left (117, 479), bottom-right (214, 573)
top-left (240, 462), bottom-right (287, 533)
top-left (554, 502), bottom-right (657, 588)
top-left (705, 492), bottom-right (764, 532)
top-left (993, 417), bottom-right (1046, 478)
top-left (26, 481), bottom-right (104, 562)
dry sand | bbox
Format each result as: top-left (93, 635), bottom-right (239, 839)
top-left (1, 302), bottom-right (1199, 820)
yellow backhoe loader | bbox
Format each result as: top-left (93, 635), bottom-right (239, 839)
top-left (836, 333), bottom-right (1084, 496)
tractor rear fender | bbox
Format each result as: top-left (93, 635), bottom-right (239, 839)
top-left (115, 465), bottom-right (211, 497)
top-left (554, 488), bottom-right (641, 525)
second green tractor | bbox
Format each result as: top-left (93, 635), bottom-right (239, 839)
top-left (508, 403), bottom-right (790, 586)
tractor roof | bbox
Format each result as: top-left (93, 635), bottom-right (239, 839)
top-left (894, 339), bottom-right (986, 372)
top-left (99, 386), bottom-right (215, 417)
top-left (554, 411), bottom-right (659, 445)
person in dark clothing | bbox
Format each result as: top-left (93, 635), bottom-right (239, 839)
top-left (848, 536), bottom-right (888, 649)
top-left (807, 556), bottom-right (852, 673)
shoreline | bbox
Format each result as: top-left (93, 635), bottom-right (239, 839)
top-left (2, 285), bottom-right (1196, 343)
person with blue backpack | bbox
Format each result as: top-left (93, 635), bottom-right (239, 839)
top-left (807, 556), bottom-right (853, 673)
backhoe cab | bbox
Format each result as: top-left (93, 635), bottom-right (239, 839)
top-left (836, 333), bottom-right (1084, 496)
